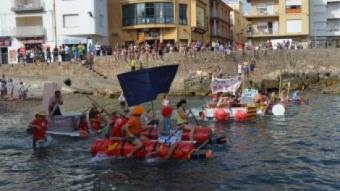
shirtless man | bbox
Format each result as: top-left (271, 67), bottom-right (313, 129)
top-left (48, 90), bottom-right (63, 116)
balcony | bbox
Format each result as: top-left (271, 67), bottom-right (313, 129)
top-left (246, 10), bottom-right (279, 19)
top-left (211, 30), bottom-right (233, 40)
top-left (211, 12), bottom-right (230, 24)
top-left (12, 26), bottom-right (45, 37)
top-left (0, 28), bottom-right (12, 37)
top-left (12, 0), bottom-right (44, 13)
top-left (246, 28), bottom-right (279, 37)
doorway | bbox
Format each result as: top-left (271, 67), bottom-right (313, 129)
top-left (0, 47), bottom-right (8, 64)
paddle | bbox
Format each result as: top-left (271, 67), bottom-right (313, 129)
top-left (64, 78), bottom-right (111, 117)
top-left (188, 109), bottom-right (200, 127)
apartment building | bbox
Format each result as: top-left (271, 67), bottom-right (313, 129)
top-left (108, 0), bottom-right (211, 46)
top-left (224, 0), bottom-right (248, 44)
top-left (310, 0), bottom-right (340, 47)
top-left (210, 0), bottom-right (233, 43)
top-left (245, 0), bottom-right (309, 46)
top-left (0, 0), bottom-right (55, 64)
top-left (0, 0), bottom-right (108, 64)
top-left (55, 0), bottom-right (108, 47)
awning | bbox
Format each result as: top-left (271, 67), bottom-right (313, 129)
top-left (59, 36), bottom-right (88, 45)
top-left (286, 0), bottom-right (302, 6)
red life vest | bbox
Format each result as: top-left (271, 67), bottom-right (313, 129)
top-left (29, 118), bottom-right (48, 141)
top-left (110, 117), bottom-right (128, 137)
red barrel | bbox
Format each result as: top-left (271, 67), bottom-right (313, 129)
top-left (91, 139), bottom-right (209, 160)
top-left (141, 127), bottom-right (212, 144)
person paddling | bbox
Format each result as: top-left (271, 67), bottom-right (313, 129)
top-left (176, 99), bottom-right (194, 141)
top-left (48, 90), bottom-right (63, 116)
top-left (123, 105), bottom-right (147, 158)
top-left (27, 111), bottom-right (49, 149)
top-left (157, 106), bottom-right (180, 159)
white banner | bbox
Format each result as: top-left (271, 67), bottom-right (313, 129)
top-left (211, 76), bottom-right (242, 94)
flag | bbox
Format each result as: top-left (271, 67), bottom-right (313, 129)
top-left (210, 76), bottom-right (242, 94)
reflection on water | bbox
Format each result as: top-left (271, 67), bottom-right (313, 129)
top-left (0, 93), bottom-right (339, 190)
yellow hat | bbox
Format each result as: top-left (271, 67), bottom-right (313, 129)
top-left (132, 105), bottom-right (144, 116)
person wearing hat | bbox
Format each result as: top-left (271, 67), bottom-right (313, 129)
top-left (123, 105), bottom-right (147, 158)
top-left (27, 111), bottom-right (49, 149)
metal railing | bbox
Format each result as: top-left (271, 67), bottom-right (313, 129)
top-left (246, 28), bottom-right (279, 36)
top-left (0, 28), bottom-right (12, 37)
top-left (12, 26), bottom-right (45, 37)
top-left (12, 0), bottom-right (44, 12)
top-left (123, 16), bottom-right (174, 26)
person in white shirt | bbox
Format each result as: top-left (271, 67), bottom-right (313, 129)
top-left (7, 79), bottom-right (14, 98)
top-left (18, 81), bottom-right (28, 100)
top-left (162, 95), bottom-right (171, 107)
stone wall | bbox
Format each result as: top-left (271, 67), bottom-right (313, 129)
top-left (0, 48), bottom-right (339, 97)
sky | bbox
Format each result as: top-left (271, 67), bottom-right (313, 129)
top-left (242, 0), bottom-right (251, 14)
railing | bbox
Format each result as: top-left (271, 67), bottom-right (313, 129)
top-left (247, 9), bottom-right (279, 17)
top-left (12, 26), bottom-right (45, 37)
top-left (0, 28), bottom-right (12, 37)
top-left (246, 28), bottom-right (279, 36)
top-left (12, 0), bottom-right (44, 12)
top-left (211, 11), bottom-right (230, 23)
top-left (123, 16), bottom-right (174, 26)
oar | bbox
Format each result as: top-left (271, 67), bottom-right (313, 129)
top-left (188, 109), bottom-right (200, 127)
top-left (64, 78), bottom-right (111, 117)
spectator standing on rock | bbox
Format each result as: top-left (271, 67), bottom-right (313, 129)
top-left (0, 78), bottom-right (6, 99)
top-left (8, 79), bottom-right (14, 99)
top-left (250, 57), bottom-right (256, 72)
top-left (46, 47), bottom-right (52, 64)
top-left (95, 43), bottom-right (101, 56)
top-left (18, 81), bottom-right (28, 100)
top-left (53, 46), bottom-right (58, 63)
top-left (130, 56), bottom-right (137, 71)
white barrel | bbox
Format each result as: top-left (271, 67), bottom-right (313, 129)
top-left (272, 104), bottom-right (286, 116)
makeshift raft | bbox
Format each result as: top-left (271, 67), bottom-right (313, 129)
top-left (91, 139), bottom-right (213, 160)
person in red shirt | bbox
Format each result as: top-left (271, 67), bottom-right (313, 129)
top-left (27, 111), bottom-right (48, 149)
top-left (79, 116), bottom-right (89, 138)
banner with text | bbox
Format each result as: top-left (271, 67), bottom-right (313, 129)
top-left (211, 76), bottom-right (242, 94)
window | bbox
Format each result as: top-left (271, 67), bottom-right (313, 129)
top-left (179, 4), bottom-right (187, 25)
top-left (327, 19), bottom-right (340, 32)
top-left (99, 14), bottom-right (104, 28)
top-left (196, 6), bottom-right (205, 28)
top-left (286, 0), bottom-right (302, 13)
top-left (286, 20), bottom-right (302, 33)
top-left (63, 14), bottom-right (79, 28)
top-left (122, 3), bottom-right (174, 26)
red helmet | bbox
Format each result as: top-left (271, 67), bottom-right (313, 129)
top-left (161, 106), bottom-right (173, 118)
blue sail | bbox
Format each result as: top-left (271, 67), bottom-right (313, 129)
top-left (117, 64), bottom-right (179, 106)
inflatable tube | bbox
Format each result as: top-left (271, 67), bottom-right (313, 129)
top-left (91, 139), bottom-right (212, 160)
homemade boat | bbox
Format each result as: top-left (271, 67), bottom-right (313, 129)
top-left (91, 138), bottom-right (213, 160)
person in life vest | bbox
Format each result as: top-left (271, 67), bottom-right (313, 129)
top-left (89, 105), bottom-right (106, 133)
top-left (122, 105), bottom-right (147, 158)
top-left (176, 99), bottom-right (194, 141)
top-left (27, 111), bottom-right (49, 149)
top-left (48, 90), bottom-right (63, 116)
top-left (79, 115), bottom-right (89, 138)
top-left (157, 106), bottom-right (180, 159)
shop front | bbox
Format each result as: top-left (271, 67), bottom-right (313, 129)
top-left (18, 37), bottom-right (45, 62)
top-left (0, 38), bottom-right (11, 64)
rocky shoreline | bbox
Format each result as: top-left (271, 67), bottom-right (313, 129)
top-left (0, 49), bottom-right (339, 98)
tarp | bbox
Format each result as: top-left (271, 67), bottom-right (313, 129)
top-left (210, 76), bottom-right (242, 94)
top-left (117, 65), bottom-right (179, 106)
top-left (42, 83), bottom-right (61, 112)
